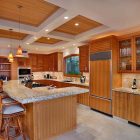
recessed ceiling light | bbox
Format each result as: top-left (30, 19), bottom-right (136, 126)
top-left (75, 23), bottom-right (79, 26)
top-left (8, 45), bottom-right (10, 48)
top-left (45, 29), bottom-right (49, 32)
top-left (26, 43), bottom-right (30, 45)
top-left (62, 47), bottom-right (65, 49)
top-left (47, 37), bottom-right (50, 40)
top-left (34, 37), bottom-right (37, 40)
top-left (73, 44), bottom-right (76, 46)
top-left (64, 16), bottom-right (69, 19)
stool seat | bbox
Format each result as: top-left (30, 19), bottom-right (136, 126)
top-left (2, 97), bottom-right (16, 104)
top-left (3, 105), bottom-right (24, 115)
top-left (0, 92), bottom-right (7, 98)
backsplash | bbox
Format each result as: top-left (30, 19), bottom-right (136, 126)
top-left (33, 72), bottom-right (89, 84)
top-left (122, 74), bottom-right (140, 88)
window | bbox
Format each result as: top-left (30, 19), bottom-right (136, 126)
top-left (64, 54), bottom-right (80, 76)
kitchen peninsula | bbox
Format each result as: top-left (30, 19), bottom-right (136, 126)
top-left (3, 80), bottom-right (89, 140)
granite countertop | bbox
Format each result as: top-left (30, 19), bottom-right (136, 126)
top-left (112, 87), bottom-right (140, 95)
top-left (3, 80), bottom-right (89, 104)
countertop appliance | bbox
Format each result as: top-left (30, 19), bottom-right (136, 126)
top-left (18, 67), bottom-right (31, 80)
top-left (80, 76), bottom-right (86, 83)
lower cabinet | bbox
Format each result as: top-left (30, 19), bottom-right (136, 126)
top-left (77, 93), bottom-right (89, 106)
top-left (128, 94), bottom-right (140, 125)
top-left (112, 91), bottom-right (140, 125)
top-left (112, 92), bottom-right (128, 120)
top-left (90, 96), bottom-right (112, 115)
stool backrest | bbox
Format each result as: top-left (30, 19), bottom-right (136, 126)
top-left (0, 80), bottom-right (3, 93)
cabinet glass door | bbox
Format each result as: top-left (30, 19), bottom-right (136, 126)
top-left (119, 39), bottom-right (132, 71)
top-left (135, 37), bottom-right (140, 71)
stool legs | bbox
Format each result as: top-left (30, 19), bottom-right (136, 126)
top-left (17, 116), bottom-right (26, 140)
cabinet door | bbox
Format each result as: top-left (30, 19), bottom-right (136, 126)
top-left (37, 54), bottom-right (44, 71)
top-left (79, 45), bottom-right (89, 72)
top-left (135, 36), bottom-right (140, 72)
top-left (128, 94), bottom-right (140, 125)
top-left (90, 96), bottom-right (112, 115)
top-left (90, 60), bottom-right (111, 99)
top-left (43, 55), bottom-right (49, 71)
top-left (118, 39), bottom-right (133, 72)
top-left (112, 92), bottom-right (128, 120)
top-left (29, 54), bottom-right (37, 72)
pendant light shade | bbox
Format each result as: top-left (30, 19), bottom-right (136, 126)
top-left (8, 29), bottom-right (14, 63)
top-left (8, 52), bottom-right (14, 60)
top-left (16, 45), bottom-right (23, 57)
top-left (9, 58), bottom-right (14, 63)
top-left (16, 5), bottom-right (23, 57)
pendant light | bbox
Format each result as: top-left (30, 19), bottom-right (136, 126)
top-left (16, 5), bottom-right (23, 57)
top-left (8, 29), bottom-right (14, 63)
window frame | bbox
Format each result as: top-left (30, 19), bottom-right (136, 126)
top-left (63, 54), bottom-right (80, 77)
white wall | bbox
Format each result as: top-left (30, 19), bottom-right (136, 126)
top-left (0, 48), bottom-right (16, 57)
top-left (63, 46), bottom-right (79, 57)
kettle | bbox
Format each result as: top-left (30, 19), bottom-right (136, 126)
top-left (80, 76), bottom-right (86, 83)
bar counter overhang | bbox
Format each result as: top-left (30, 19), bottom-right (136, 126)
top-left (3, 80), bottom-right (89, 140)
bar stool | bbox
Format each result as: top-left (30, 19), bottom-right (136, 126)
top-left (0, 80), bottom-right (26, 140)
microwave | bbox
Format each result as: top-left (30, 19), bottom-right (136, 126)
top-left (18, 67), bottom-right (31, 79)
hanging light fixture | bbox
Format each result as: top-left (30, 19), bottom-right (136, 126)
top-left (8, 29), bottom-right (14, 63)
top-left (16, 5), bottom-right (23, 57)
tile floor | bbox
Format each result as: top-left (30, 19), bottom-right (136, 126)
top-left (17, 105), bottom-right (140, 140)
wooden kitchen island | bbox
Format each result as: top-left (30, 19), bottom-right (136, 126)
top-left (3, 80), bottom-right (89, 140)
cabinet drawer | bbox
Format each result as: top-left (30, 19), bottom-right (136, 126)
top-left (90, 96), bottom-right (112, 115)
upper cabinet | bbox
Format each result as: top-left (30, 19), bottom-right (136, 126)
top-left (118, 34), bottom-right (140, 73)
top-left (79, 45), bottom-right (89, 72)
top-left (135, 36), bottom-right (140, 72)
top-left (118, 38), bottom-right (132, 72)
top-left (29, 52), bottom-right (63, 72)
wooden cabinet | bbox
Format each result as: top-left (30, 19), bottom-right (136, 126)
top-left (29, 52), bottom-right (63, 72)
top-left (118, 34), bottom-right (140, 73)
top-left (128, 94), bottom-right (140, 125)
top-left (112, 92), bottom-right (128, 120)
top-left (90, 96), bottom-right (111, 115)
top-left (89, 35), bottom-right (122, 115)
top-left (118, 38), bottom-right (133, 72)
top-left (90, 36), bottom-right (113, 53)
top-left (47, 52), bottom-right (63, 72)
top-left (112, 91), bottom-right (140, 125)
top-left (0, 57), bottom-right (11, 80)
top-left (16, 57), bottom-right (30, 67)
top-left (79, 45), bottom-right (89, 72)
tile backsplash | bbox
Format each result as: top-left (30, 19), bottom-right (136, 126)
top-left (33, 72), bottom-right (89, 84)
top-left (122, 74), bottom-right (140, 88)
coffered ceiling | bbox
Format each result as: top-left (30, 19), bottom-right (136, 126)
top-left (0, 0), bottom-right (140, 54)
top-left (0, 29), bottom-right (27, 40)
top-left (54, 15), bottom-right (102, 35)
top-left (35, 37), bottom-right (62, 44)
top-left (0, 0), bottom-right (60, 27)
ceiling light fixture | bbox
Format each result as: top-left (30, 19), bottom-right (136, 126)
top-left (16, 5), bottom-right (23, 57)
top-left (47, 37), bottom-right (50, 40)
top-left (73, 44), bottom-right (76, 46)
top-left (45, 29), bottom-right (49, 32)
top-left (26, 43), bottom-right (30, 45)
top-left (34, 37), bottom-right (37, 40)
top-left (75, 23), bottom-right (79, 26)
top-left (8, 29), bottom-right (14, 63)
top-left (64, 16), bottom-right (69, 19)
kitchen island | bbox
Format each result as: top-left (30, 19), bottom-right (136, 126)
top-left (3, 80), bottom-right (89, 140)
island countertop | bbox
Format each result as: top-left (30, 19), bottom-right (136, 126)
top-left (3, 80), bottom-right (89, 104)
